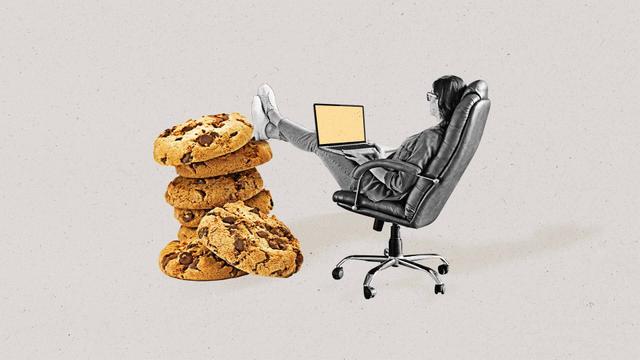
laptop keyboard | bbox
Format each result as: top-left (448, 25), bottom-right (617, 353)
top-left (338, 143), bottom-right (374, 150)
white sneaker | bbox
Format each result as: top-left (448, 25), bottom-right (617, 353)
top-left (251, 95), bottom-right (269, 141)
top-left (257, 83), bottom-right (280, 122)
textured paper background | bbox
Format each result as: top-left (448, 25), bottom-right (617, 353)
top-left (1, 1), bottom-right (638, 358)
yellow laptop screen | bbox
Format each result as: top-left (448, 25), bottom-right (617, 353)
top-left (314, 105), bottom-right (365, 145)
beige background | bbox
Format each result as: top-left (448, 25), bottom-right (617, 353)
top-left (1, 1), bottom-right (639, 359)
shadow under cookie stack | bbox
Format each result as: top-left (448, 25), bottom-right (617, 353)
top-left (153, 112), bottom-right (303, 281)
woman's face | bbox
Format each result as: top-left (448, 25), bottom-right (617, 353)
top-left (427, 91), bottom-right (439, 118)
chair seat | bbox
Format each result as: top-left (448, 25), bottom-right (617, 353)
top-left (332, 190), bottom-right (406, 219)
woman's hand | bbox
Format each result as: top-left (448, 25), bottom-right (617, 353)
top-left (372, 148), bottom-right (383, 159)
top-left (344, 152), bottom-right (372, 165)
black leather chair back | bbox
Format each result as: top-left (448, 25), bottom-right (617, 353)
top-left (404, 80), bottom-right (490, 227)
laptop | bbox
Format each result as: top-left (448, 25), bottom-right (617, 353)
top-left (313, 103), bottom-right (378, 154)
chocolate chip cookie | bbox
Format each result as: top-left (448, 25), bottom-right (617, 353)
top-left (159, 239), bottom-right (247, 281)
top-left (198, 202), bottom-right (303, 278)
top-left (165, 168), bottom-right (263, 209)
top-left (175, 140), bottom-right (272, 178)
top-left (153, 112), bottom-right (253, 166)
top-left (174, 189), bottom-right (274, 227)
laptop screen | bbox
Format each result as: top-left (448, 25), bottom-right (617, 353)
top-left (314, 104), bottom-right (366, 146)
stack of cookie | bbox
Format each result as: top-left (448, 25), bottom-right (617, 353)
top-left (153, 112), bottom-right (303, 281)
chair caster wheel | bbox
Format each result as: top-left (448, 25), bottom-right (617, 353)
top-left (383, 248), bottom-right (389, 256)
top-left (332, 267), bottom-right (344, 280)
top-left (438, 264), bottom-right (449, 275)
top-left (434, 284), bottom-right (445, 295)
top-left (364, 286), bottom-right (376, 299)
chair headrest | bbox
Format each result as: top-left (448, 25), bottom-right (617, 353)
top-left (462, 80), bottom-right (488, 100)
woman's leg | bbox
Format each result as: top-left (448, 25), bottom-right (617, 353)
top-left (276, 118), bottom-right (358, 190)
top-left (254, 84), bottom-right (357, 190)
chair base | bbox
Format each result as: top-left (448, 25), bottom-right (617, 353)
top-left (331, 223), bottom-right (449, 299)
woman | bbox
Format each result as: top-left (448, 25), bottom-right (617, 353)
top-left (250, 75), bottom-right (467, 202)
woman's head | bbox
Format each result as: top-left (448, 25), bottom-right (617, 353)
top-left (428, 75), bottom-right (467, 124)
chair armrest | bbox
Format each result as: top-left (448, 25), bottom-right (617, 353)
top-left (349, 159), bottom-right (422, 211)
top-left (352, 159), bottom-right (421, 178)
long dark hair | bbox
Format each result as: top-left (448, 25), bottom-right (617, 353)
top-left (433, 75), bottom-right (466, 125)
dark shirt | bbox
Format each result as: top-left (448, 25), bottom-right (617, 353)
top-left (351, 122), bottom-right (446, 202)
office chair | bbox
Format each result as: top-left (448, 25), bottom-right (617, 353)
top-left (331, 80), bottom-right (490, 299)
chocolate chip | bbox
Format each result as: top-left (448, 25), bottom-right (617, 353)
top-left (197, 227), bottom-right (209, 238)
top-left (174, 137), bottom-right (182, 141)
top-left (195, 189), bottom-right (206, 198)
top-left (181, 152), bottom-right (192, 164)
top-left (211, 118), bottom-right (225, 128)
top-left (181, 211), bottom-right (194, 222)
top-left (179, 252), bottom-right (193, 265)
top-left (160, 156), bottom-right (167, 164)
top-left (230, 173), bottom-right (242, 181)
top-left (230, 267), bottom-right (242, 277)
top-left (295, 251), bottom-right (304, 268)
top-left (217, 113), bottom-right (229, 120)
top-left (222, 216), bottom-right (236, 224)
top-left (239, 118), bottom-right (252, 127)
top-left (249, 207), bottom-right (260, 214)
top-left (229, 131), bottom-right (238, 137)
top-left (271, 269), bottom-right (285, 277)
top-left (160, 128), bottom-right (172, 137)
top-left (195, 179), bottom-right (205, 184)
top-left (189, 162), bottom-right (203, 171)
top-left (267, 239), bottom-right (281, 250)
top-left (256, 230), bottom-right (269, 237)
top-left (234, 238), bottom-right (245, 252)
top-left (182, 123), bottom-right (196, 133)
top-left (196, 134), bottom-right (214, 146)
top-left (269, 198), bottom-right (274, 207)
top-left (161, 253), bottom-right (178, 268)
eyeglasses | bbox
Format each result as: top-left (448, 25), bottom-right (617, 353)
top-left (426, 91), bottom-right (438, 102)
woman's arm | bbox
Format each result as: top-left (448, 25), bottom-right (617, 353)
top-left (369, 167), bottom-right (389, 183)
top-left (344, 152), bottom-right (389, 183)
top-left (383, 132), bottom-right (440, 193)
top-left (346, 132), bottom-right (438, 193)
